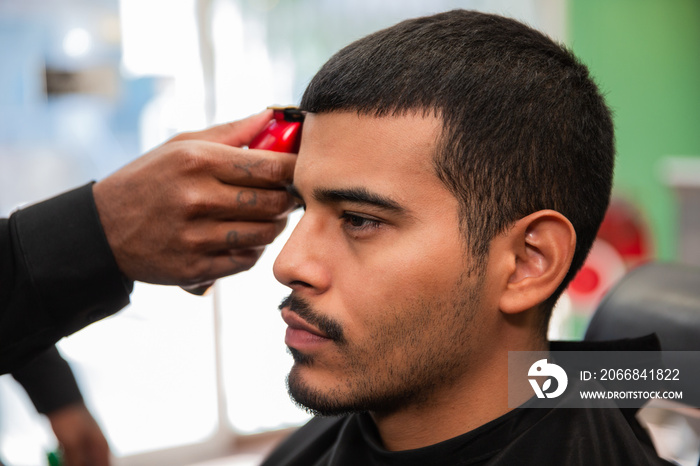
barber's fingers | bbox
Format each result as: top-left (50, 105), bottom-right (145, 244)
top-left (212, 147), bottom-right (297, 188)
top-left (184, 218), bottom-right (289, 256)
top-left (190, 247), bottom-right (266, 282)
top-left (180, 219), bottom-right (289, 283)
top-left (219, 218), bottom-right (289, 250)
top-left (166, 140), bottom-right (296, 189)
top-left (217, 188), bottom-right (296, 221)
top-left (172, 109), bottom-right (274, 147)
top-left (196, 185), bottom-right (296, 221)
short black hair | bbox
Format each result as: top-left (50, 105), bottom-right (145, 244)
top-left (300, 10), bottom-right (614, 332)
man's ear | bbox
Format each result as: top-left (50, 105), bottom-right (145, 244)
top-left (497, 210), bottom-right (576, 314)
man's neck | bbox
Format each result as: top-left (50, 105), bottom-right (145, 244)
top-left (371, 336), bottom-right (548, 451)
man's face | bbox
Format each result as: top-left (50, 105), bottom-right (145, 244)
top-left (273, 112), bottom-right (492, 416)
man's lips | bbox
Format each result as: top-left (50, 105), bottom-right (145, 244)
top-left (281, 308), bottom-right (333, 350)
top-left (281, 309), bottom-right (330, 338)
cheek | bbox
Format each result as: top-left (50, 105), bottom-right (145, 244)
top-left (376, 231), bottom-right (466, 293)
top-left (336, 233), bottom-right (468, 335)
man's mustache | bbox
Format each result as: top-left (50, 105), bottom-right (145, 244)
top-left (279, 294), bottom-right (345, 343)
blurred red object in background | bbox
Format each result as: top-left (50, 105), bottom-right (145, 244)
top-left (568, 198), bottom-right (653, 311)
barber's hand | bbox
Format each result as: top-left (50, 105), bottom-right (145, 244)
top-left (93, 110), bottom-right (296, 286)
top-left (48, 403), bottom-right (110, 466)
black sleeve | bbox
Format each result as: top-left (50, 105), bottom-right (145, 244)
top-left (0, 183), bottom-right (133, 374)
top-left (11, 346), bottom-right (83, 415)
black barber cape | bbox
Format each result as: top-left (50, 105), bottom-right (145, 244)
top-left (263, 338), bottom-right (671, 466)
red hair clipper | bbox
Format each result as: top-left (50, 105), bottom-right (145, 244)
top-left (249, 106), bottom-right (304, 152)
top-left (183, 106), bottom-right (304, 296)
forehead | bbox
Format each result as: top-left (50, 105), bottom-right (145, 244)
top-left (294, 112), bottom-right (444, 197)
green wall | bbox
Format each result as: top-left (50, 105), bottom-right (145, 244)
top-left (569, 0), bottom-right (700, 259)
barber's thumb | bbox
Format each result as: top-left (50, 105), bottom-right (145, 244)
top-left (195, 109), bottom-right (274, 147)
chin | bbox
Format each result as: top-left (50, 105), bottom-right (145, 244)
top-left (287, 367), bottom-right (351, 416)
top-left (286, 365), bottom-right (412, 417)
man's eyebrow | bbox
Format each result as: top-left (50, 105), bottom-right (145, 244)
top-left (315, 187), bottom-right (407, 214)
top-left (288, 185), bottom-right (407, 214)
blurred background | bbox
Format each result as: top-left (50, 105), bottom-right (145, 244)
top-left (0, 0), bottom-right (698, 464)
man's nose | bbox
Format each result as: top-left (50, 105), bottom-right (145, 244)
top-left (273, 214), bottom-right (331, 294)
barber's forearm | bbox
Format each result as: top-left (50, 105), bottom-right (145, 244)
top-left (0, 183), bottom-right (132, 374)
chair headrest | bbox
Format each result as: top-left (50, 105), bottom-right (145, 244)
top-left (585, 262), bottom-right (700, 350)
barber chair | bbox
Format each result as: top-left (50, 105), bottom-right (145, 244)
top-left (584, 262), bottom-right (700, 465)
top-left (585, 262), bottom-right (700, 354)
top-left (585, 261), bottom-right (700, 406)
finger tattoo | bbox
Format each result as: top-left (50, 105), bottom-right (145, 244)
top-left (227, 230), bottom-right (261, 248)
top-left (236, 190), bottom-right (257, 206)
top-left (233, 159), bottom-right (264, 178)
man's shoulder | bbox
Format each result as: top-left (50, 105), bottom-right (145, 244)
top-left (490, 405), bottom-right (672, 465)
top-left (262, 407), bottom-right (671, 466)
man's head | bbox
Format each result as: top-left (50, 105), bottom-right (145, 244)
top-left (300, 9), bottom-right (614, 324)
top-left (274, 10), bottom-right (613, 417)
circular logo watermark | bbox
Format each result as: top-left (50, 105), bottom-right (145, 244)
top-left (528, 359), bottom-right (569, 399)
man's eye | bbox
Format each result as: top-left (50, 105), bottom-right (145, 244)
top-left (340, 212), bottom-right (382, 231)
